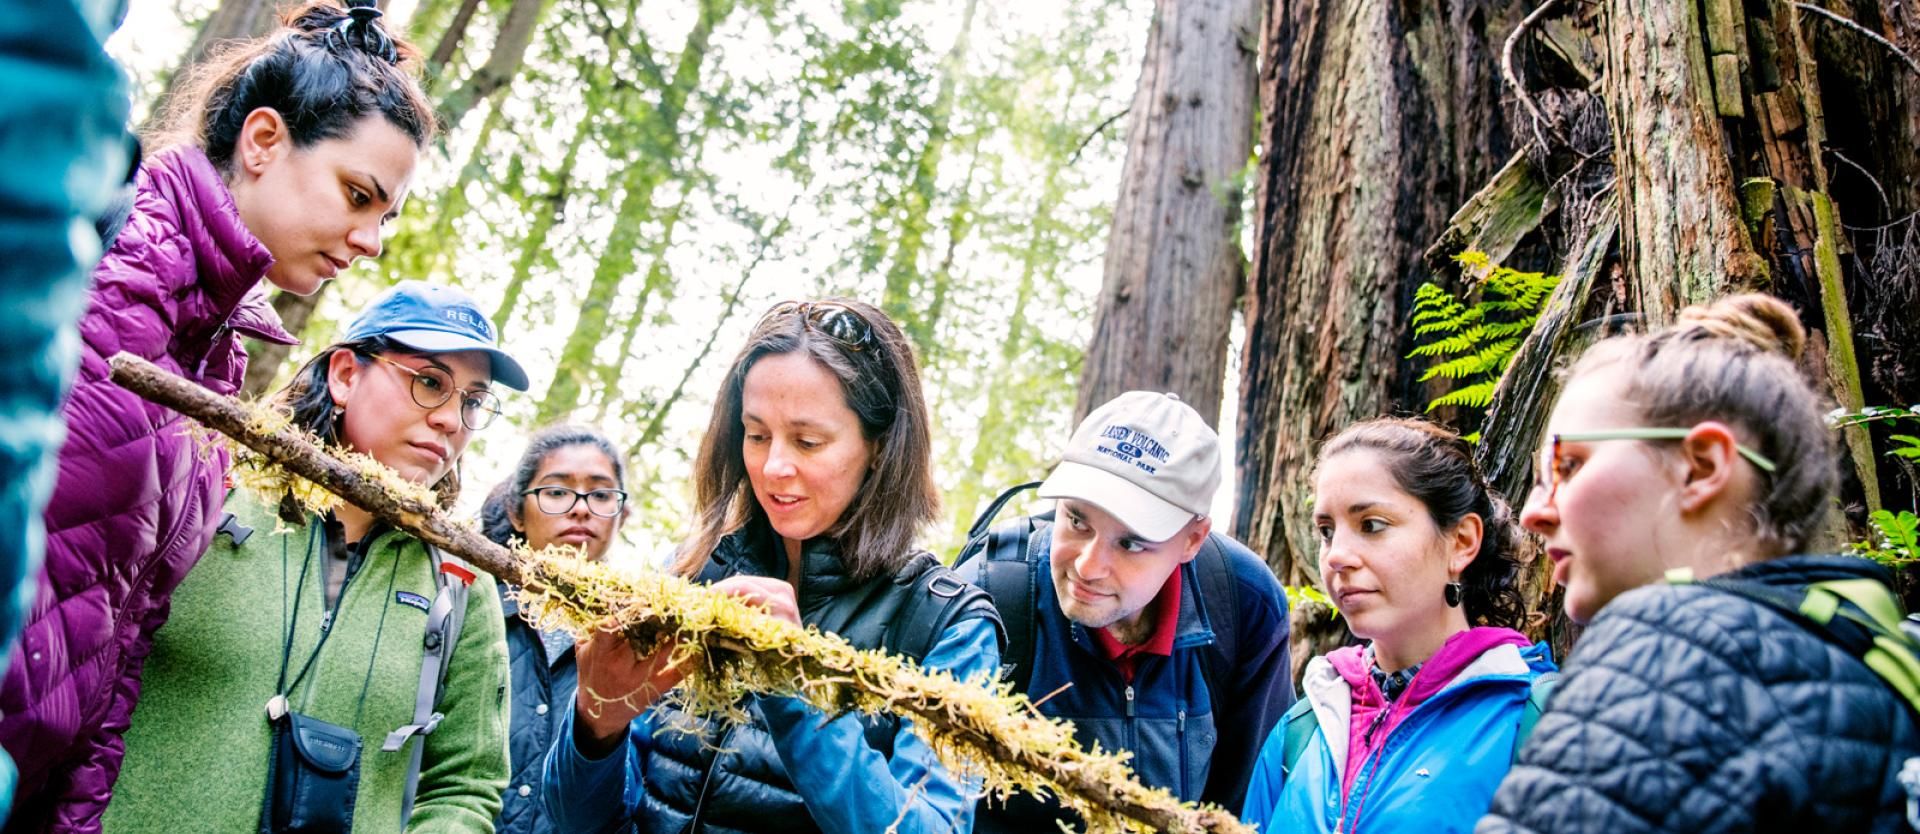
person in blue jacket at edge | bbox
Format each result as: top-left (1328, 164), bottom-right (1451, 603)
top-left (1242, 418), bottom-right (1556, 834)
top-left (954, 390), bottom-right (1295, 831)
top-left (0, 0), bottom-right (132, 819)
top-left (539, 298), bottom-right (1003, 834)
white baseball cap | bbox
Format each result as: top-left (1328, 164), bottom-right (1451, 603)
top-left (1038, 391), bottom-right (1221, 543)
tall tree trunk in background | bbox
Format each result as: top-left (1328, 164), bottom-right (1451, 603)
top-left (536, 0), bottom-right (731, 425)
top-left (1073, 0), bottom-right (1259, 426)
top-left (1237, 0), bottom-right (1529, 593)
top-left (146, 0), bottom-right (279, 132)
top-left (437, 0), bottom-right (557, 129)
top-left (495, 116), bottom-right (590, 338)
top-left (426, 0), bottom-right (486, 77)
top-left (879, 0), bottom-right (978, 354)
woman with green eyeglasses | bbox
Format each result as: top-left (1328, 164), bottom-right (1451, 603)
top-left (478, 424), bottom-right (628, 834)
top-left (105, 281), bottom-right (527, 833)
top-left (1477, 294), bottom-right (1920, 834)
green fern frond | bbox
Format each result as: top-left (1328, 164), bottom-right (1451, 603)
top-left (1426, 380), bottom-right (1500, 410)
top-left (1419, 338), bottom-right (1520, 381)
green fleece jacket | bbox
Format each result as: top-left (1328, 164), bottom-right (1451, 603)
top-left (103, 490), bottom-right (510, 832)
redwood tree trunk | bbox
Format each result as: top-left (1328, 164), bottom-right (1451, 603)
top-left (1074, 0), bottom-right (1260, 427)
top-left (1236, 0), bottom-right (1530, 589)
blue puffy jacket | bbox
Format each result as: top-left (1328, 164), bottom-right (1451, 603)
top-left (1245, 638), bottom-right (1555, 834)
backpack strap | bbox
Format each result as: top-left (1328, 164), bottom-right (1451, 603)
top-left (1514, 672), bottom-right (1557, 762)
top-left (382, 546), bottom-right (475, 826)
top-left (1278, 698), bottom-right (1319, 779)
top-left (1190, 534), bottom-right (1239, 727)
top-left (954, 482), bottom-right (1048, 694)
top-left (1670, 568), bottom-right (1920, 716)
top-left (885, 551), bottom-right (1005, 663)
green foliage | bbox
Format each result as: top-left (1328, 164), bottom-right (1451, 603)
top-left (1408, 251), bottom-right (1560, 424)
top-left (1829, 405), bottom-right (1920, 461)
top-left (1848, 510), bottom-right (1920, 571)
top-left (1284, 584), bottom-right (1339, 620)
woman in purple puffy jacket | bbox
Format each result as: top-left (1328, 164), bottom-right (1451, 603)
top-left (0, 3), bottom-right (434, 830)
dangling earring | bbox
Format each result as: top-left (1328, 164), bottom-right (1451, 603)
top-left (328, 403), bottom-right (345, 440)
top-left (1444, 580), bottom-right (1464, 608)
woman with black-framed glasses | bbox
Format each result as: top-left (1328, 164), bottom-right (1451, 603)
top-left (1478, 294), bottom-right (1920, 834)
top-left (107, 281), bottom-right (528, 833)
top-left (479, 424), bottom-right (629, 834)
top-left (541, 297), bottom-right (1003, 834)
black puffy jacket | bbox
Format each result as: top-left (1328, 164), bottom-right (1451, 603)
top-left (1478, 555), bottom-right (1920, 834)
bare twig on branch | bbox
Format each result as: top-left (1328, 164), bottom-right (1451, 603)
top-left (106, 352), bottom-right (1250, 834)
top-left (1827, 148), bottom-right (1894, 219)
top-left (1502, 0), bottom-right (1569, 152)
top-left (1070, 108), bottom-right (1130, 163)
top-left (1792, 2), bottom-right (1920, 77)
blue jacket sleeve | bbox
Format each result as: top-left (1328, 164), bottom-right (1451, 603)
top-left (540, 700), bottom-right (644, 834)
top-left (759, 615), bottom-right (1002, 834)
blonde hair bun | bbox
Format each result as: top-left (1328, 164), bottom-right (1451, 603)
top-left (1676, 293), bottom-right (1807, 361)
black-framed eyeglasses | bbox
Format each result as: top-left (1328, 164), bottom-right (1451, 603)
top-left (371, 354), bottom-right (503, 431)
top-left (520, 486), bottom-right (628, 517)
top-left (1532, 427), bottom-right (1778, 505)
top-left (760, 301), bottom-right (874, 351)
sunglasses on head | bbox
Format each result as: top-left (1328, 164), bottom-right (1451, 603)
top-left (760, 301), bottom-right (875, 351)
top-left (1533, 427), bottom-right (1778, 504)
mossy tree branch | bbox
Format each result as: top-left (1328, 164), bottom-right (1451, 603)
top-left (106, 351), bottom-right (1250, 834)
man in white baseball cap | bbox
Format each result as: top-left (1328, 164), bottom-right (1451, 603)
top-left (955, 391), bottom-right (1294, 831)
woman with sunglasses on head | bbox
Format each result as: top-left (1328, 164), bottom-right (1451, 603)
top-left (541, 299), bottom-right (1003, 834)
top-left (1241, 418), bottom-right (1554, 834)
top-left (0, 2), bottom-right (435, 827)
top-left (479, 425), bottom-right (629, 834)
top-left (103, 282), bottom-right (527, 833)
top-left (1478, 294), bottom-right (1920, 834)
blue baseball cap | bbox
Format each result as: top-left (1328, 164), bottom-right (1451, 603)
top-left (342, 281), bottom-right (530, 391)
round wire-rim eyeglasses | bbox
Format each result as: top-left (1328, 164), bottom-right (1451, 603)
top-left (370, 354), bottom-right (503, 431)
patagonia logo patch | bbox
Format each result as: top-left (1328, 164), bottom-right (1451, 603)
top-left (395, 591), bottom-right (431, 612)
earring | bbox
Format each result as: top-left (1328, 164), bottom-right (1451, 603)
top-left (1444, 580), bottom-right (1464, 608)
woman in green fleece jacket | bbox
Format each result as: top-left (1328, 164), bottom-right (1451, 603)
top-left (104, 282), bottom-right (529, 833)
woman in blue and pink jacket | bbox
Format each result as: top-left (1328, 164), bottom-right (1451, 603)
top-left (1242, 419), bottom-right (1555, 834)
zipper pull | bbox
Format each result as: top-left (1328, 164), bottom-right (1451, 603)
top-left (1366, 704), bottom-right (1391, 745)
top-left (1124, 685), bottom-right (1135, 718)
top-left (1177, 710), bottom-right (1186, 733)
top-left (320, 610), bottom-right (334, 632)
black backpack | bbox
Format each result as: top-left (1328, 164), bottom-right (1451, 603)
top-left (952, 482), bottom-right (1240, 718)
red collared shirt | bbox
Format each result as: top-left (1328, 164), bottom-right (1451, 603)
top-left (1091, 567), bottom-right (1183, 683)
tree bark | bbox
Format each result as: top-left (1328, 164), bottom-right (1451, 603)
top-left (1605, 0), bottom-right (1769, 318)
top-left (1236, 0), bottom-right (1530, 587)
top-left (1074, 0), bottom-right (1259, 427)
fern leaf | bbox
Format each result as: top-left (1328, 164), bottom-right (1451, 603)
top-left (1426, 380), bottom-right (1500, 410)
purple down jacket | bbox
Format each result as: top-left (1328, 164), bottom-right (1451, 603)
top-left (0, 145), bottom-right (295, 833)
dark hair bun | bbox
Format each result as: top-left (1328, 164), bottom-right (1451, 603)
top-left (1676, 293), bottom-right (1807, 361)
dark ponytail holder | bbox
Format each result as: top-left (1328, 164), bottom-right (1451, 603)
top-left (334, 0), bottom-right (399, 64)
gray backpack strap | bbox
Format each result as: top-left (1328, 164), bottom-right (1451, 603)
top-left (382, 546), bottom-right (474, 826)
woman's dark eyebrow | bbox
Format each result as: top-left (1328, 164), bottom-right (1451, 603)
top-left (348, 169), bottom-right (391, 204)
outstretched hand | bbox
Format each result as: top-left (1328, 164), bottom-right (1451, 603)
top-left (571, 575), bottom-right (801, 758)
